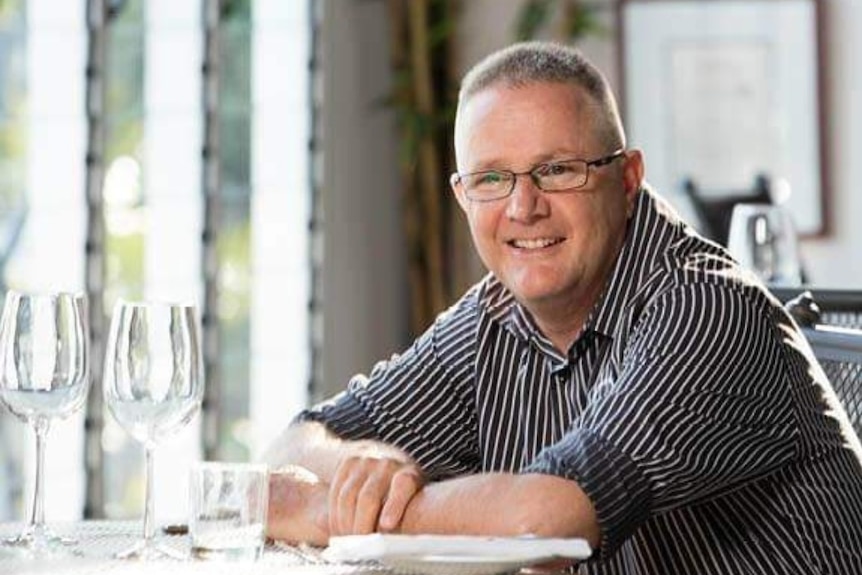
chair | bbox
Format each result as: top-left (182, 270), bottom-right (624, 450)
top-left (783, 290), bottom-right (862, 440)
top-left (773, 287), bottom-right (862, 329)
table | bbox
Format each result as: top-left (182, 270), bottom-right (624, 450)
top-left (0, 521), bottom-right (387, 575)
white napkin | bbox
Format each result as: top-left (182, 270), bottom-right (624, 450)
top-left (323, 533), bottom-right (591, 562)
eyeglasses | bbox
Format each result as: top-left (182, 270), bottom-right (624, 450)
top-left (451, 149), bottom-right (626, 202)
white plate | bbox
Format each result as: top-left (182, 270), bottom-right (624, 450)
top-left (324, 534), bottom-right (591, 575)
top-left (381, 554), bottom-right (547, 575)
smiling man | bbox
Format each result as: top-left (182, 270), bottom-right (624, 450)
top-left (264, 42), bottom-right (862, 574)
top-left (450, 72), bottom-right (640, 353)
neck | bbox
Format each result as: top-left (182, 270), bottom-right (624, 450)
top-left (525, 262), bottom-right (617, 354)
top-left (531, 303), bottom-right (590, 354)
top-left (530, 226), bottom-right (629, 353)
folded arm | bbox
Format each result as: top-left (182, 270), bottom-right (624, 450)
top-left (263, 421), bottom-right (422, 545)
top-left (263, 421), bottom-right (599, 548)
top-left (399, 472), bottom-right (600, 546)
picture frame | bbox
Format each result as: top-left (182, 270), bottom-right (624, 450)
top-left (618, 0), bottom-right (826, 236)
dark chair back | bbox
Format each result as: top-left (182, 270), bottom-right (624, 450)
top-left (782, 289), bottom-right (862, 441)
top-left (773, 287), bottom-right (862, 329)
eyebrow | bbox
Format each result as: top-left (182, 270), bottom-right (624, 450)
top-left (465, 152), bottom-right (584, 173)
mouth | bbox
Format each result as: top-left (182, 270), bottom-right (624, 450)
top-left (507, 237), bottom-right (564, 250)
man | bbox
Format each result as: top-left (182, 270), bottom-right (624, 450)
top-left (264, 42), bottom-right (862, 573)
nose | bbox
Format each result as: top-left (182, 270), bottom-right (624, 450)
top-left (505, 173), bottom-right (547, 221)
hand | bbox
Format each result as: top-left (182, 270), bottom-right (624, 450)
top-left (328, 454), bottom-right (424, 536)
top-left (266, 465), bottom-right (330, 546)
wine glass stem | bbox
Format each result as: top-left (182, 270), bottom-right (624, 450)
top-left (28, 416), bottom-right (50, 532)
top-left (143, 445), bottom-right (156, 544)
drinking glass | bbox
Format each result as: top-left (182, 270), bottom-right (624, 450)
top-left (0, 291), bottom-right (89, 554)
top-left (189, 462), bottom-right (269, 561)
top-left (726, 203), bottom-right (803, 286)
top-left (103, 300), bottom-right (204, 560)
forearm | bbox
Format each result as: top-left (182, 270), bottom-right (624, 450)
top-left (266, 432), bottom-right (599, 548)
top-left (263, 421), bottom-right (412, 481)
top-left (398, 472), bottom-right (601, 548)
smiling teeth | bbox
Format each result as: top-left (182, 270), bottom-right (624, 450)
top-left (512, 238), bottom-right (559, 249)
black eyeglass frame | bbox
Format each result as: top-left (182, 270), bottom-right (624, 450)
top-left (451, 148), bottom-right (627, 202)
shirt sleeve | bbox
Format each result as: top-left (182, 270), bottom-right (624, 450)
top-left (526, 282), bottom-right (800, 558)
top-left (298, 288), bottom-right (483, 480)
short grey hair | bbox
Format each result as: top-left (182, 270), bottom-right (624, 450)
top-left (458, 41), bottom-right (626, 149)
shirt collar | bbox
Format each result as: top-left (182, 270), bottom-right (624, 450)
top-left (589, 187), bottom-right (666, 337)
top-left (482, 275), bottom-right (530, 339)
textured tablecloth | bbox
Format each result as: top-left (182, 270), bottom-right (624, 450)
top-left (0, 521), bottom-right (385, 575)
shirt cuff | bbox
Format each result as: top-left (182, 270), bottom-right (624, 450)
top-left (525, 428), bottom-right (652, 561)
top-left (294, 385), bottom-right (380, 441)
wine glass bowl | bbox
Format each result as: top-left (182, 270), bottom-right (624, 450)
top-left (726, 203), bottom-right (803, 286)
top-left (0, 291), bottom-right (89, 554)
top-left (103, 300), bottom-right (204, 560)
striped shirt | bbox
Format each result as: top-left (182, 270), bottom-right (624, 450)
top-left (303, 187), bottom-right (862, 574)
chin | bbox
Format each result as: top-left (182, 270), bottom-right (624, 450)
top-left (506, 280), bottom-right (563, 306)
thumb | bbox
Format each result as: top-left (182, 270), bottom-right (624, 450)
top-left (378, 467), bottom-right (423, 531)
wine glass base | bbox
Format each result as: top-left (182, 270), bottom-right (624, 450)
top-left (115, 539), bottom-right (186, 561)
top-left (2, 524), bottom-right (79, 557)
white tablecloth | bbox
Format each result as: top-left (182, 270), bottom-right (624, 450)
top-left (0, 521), bottom-right (385, 575)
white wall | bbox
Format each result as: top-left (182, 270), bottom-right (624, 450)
top-left (802, 0), bottom-right (862, 287)
top-left (320, 0), bottom-right (409, 398)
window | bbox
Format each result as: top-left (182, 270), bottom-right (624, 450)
top-left (0, 0), bottom-right (313, 523)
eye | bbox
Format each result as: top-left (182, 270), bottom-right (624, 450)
top-left (475, 171), bottom-right (506, 185)
top-left (537, 162), bottom-right (574, 177)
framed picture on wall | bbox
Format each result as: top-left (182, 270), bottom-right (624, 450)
top-left (619, 0), bottom-right (825, 236)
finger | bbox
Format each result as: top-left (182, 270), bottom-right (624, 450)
top-left (351, 470), bottom-right (389, 534)
top-left (328, 459), bottom-right (358, 535)
top-left (329, 456), bottom-right (372, 535)
top-left (378, 467), bottom-right (423, 531)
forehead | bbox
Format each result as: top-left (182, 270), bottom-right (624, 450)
top-left (454, 82), bottom-right (601, 167)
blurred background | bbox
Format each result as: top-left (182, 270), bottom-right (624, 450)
top-left (0, 0), bottom-right (859, 526)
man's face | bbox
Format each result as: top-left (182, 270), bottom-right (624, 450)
top-left (452, 82), bottom-right (643, 317)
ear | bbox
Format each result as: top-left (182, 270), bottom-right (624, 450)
top-left (621, 149), bottom-right (644, 216)
top-left (450, 173), bottom-right (470, 213)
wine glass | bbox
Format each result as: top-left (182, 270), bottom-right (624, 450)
top-left (103, 300), bottom-right (204, 560)
top-left (726, 203), bottom-right (803, 286)
top-left (0, 291), bottom-right (89, 554)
